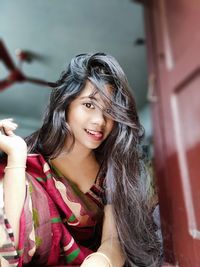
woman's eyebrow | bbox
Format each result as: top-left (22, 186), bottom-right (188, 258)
top-left (80, 94), bottom-right (97, 101)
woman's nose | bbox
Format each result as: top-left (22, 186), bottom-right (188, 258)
top-left (92, 109), bottom-right (106, 127)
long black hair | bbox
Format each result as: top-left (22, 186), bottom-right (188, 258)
top-left (25, 53), bottom-right (162, 266)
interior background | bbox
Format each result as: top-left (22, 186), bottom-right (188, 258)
top-left (0, 0), bottom-right (151, 139)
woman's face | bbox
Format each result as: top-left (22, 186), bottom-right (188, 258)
top-left (67, 80), bottom-right (114, 151)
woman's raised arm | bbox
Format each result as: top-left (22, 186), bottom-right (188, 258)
top-left (0, 119), bottom-right (27, 247)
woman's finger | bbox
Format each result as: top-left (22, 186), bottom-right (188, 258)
top-left (0, 119), bottom-right (18, 137)
top-left (4, 129), bottom-right (16, 137)
top-left (0, 119), bottom-right (18, 129)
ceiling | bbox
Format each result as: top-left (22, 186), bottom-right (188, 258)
top-left (0, 0), bottom-right (150, 137)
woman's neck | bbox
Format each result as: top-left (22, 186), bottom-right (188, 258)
top-left (55, 140), bottom-right (95, 162)
top-left (50, 143), bottom-right (99, 193)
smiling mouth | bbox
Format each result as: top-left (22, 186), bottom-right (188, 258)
top-left (85, 129), bottom-right (103, 140)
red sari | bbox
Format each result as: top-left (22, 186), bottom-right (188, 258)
top-left (0, 154), bottom-right (105, 266)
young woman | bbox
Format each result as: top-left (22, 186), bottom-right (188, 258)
top-left (0, 53), bottom-right (162, 267)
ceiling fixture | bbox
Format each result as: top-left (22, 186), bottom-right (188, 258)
top-left (0, 39), bottom-right (56, 92)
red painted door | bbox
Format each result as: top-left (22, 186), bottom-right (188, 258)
top-left (142, 0), bottom-right (200, 266)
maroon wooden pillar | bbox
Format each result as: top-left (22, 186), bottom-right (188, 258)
top-left (136, 0), bottom-right (200, 266)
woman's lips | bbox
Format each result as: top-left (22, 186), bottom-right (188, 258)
top-left (85, 129), bottom-right (103, 141)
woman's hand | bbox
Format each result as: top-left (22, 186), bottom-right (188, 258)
top-left (1, 119), bottom-right (27, 248)
top-left (80, 253), bottom-right (111, 267)
top-left (0, 256), bottom-right (10, 267)
top-left (0, 118), bottom-right (27, 163)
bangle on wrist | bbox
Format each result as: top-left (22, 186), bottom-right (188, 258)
top-left (4, 165), bottom-right (26, 171)
top-left (83, 252), bottom-right (112, 267)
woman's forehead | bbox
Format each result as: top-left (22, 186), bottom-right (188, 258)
top-left (78, 80), bottom-right (113, 101)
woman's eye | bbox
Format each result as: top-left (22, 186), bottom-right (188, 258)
top-left (84, 102), bottom-right (95, 109)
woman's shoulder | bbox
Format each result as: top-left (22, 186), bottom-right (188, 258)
top-left (26, 153), bottom-right (48, 178)
top-left (27, 153), bottom-right (45, 164)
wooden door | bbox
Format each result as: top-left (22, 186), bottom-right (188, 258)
top-left (141, 0), bottom-right (200, 266)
